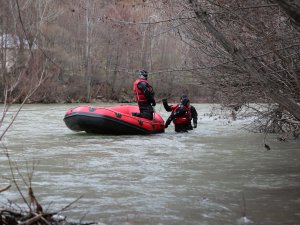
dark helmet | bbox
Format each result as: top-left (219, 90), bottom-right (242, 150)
top-left (180, 95), bottom-right (190, 106)
top-left (138, 70), bottom-right (148, 79)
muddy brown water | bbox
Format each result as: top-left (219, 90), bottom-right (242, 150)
top-left (0, 104), bottom-right (299, 225)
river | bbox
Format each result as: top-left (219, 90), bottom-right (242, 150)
top-left (0, 103), bottom-right (299, 225)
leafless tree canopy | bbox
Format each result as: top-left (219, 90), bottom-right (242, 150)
top-left (1, 0), bottom-right (201, 104)
top-left (152, 0), bottom-right (299, 136)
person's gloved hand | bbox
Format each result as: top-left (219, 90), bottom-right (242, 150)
top-left (165, 118), bottom-right (171, 128)
top-left (162, 98), bottom-right (167, 103)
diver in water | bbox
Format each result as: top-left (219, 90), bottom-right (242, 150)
top-left (163, 95), bottom-right (198, 132)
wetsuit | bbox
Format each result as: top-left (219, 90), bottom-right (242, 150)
top-left (133, 78), bottom-right (156, 120)
top-left (163, 99), bottom-right (198, 132)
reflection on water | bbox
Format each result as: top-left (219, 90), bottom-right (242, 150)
top-left (0, 104), bottom-right (300, 225)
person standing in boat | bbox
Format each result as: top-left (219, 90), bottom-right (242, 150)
top-left (163, 95), bottom-right (198, 132)
top-left (132, 70), bottom-right (156, 120)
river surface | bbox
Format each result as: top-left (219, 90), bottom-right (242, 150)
top-left (0, 103), bottom-right (299, 225)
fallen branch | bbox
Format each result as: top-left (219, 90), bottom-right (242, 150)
top-left (18, 214), bottom-right (42, 225)
top-left (0, 184), bottom-right (11, 193)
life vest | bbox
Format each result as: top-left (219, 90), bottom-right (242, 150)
top-left (172, 104), bottom-right (192, 125)
top-left (133, 78), bottom-right (153, 104)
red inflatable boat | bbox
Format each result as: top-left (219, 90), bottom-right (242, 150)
top-left (63, 105), bottom-right (165, 135)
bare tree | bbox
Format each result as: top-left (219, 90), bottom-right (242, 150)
top-left (153, 0), bottom-right (300, 136)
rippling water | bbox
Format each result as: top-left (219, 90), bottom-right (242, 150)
top-left (0, 103), bottom-right (299, 225)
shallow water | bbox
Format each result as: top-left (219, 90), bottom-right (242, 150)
top-left (0, 103), bottom-right (299, 225)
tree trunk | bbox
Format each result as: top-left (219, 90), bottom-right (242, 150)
top-left (270, 91), bottom-right (300, 121)
top-left (85, 0), bottom-right (91, 102)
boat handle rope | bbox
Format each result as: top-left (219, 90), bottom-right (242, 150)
top-left (87, 106), bottom-right (160, 125)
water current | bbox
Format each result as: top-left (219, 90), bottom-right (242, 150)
top-left (0, 103), bottom-right (299, 225)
